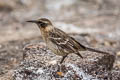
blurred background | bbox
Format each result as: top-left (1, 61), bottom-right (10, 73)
top-left (0, 0), bottom-right (120, 79)
top-left (0, 0), bottom-right (120, 42)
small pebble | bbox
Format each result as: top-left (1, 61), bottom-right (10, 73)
top-left (104, 41), bottom-right (111, 46)
top-left (48, 60), bottom-right (57, 65)
top-left (117, 51), bottom-right (120, 57)
top-left (115, 61), bottom-right (120, 68)
top-left (0, 45), bottom-right (2, 48)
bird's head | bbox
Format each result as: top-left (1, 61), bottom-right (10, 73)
top-left (26, 18), bottom-right (52, 28)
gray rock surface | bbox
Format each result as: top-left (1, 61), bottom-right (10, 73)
top-left (13, 42), bottom-right (119, 80)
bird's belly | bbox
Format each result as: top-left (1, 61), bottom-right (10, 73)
top-left (47, 42), bottom-right (67, 56)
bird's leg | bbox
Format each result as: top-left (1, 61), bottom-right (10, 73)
top-left (60, 55), bottom-right (68, 64)
top-left (75, 52), bottom-right (83, 58)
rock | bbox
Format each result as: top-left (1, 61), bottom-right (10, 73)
top-left (12, 43), bottom-right (119, 80)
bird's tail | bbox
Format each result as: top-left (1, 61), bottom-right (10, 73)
top-left (86, 47), bottom-right (109, 54)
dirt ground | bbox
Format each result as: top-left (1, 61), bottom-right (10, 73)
top-left (0, 0), bottom-right (120, 79)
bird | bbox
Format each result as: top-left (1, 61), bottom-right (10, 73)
top-left (26, 18), bottom-right (109, 64)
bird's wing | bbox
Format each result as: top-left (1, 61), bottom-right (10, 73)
top-left (48, 28), bottom-right (86, 53)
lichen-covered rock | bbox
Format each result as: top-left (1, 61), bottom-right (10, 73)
top-left (12, 43), bottom-right (120, 80)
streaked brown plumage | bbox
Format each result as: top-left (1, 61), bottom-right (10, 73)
top-left (27, 18), bottom-right (109, 64)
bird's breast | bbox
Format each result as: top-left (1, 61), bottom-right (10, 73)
top-left (46, 41), bottom-right (67, 56)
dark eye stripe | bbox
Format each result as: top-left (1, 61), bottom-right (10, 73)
top-left (40, 23), bottom-right (47, 27)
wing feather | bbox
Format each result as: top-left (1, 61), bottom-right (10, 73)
top-left (48, 28), bottom-right (86, 53)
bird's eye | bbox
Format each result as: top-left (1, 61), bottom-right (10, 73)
top-left (40, 23), bottom-right (47, 27)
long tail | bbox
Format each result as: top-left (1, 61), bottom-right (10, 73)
top-left (86, 47), bottom-right (109, 54)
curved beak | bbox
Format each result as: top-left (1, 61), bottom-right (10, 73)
top-left (26, 20), bottom-right (39, 23)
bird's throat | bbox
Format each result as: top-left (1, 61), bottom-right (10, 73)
top-left (40, 25), bottom-right (53, 32)
top-left (40, 25), bottom-right (54, 43)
